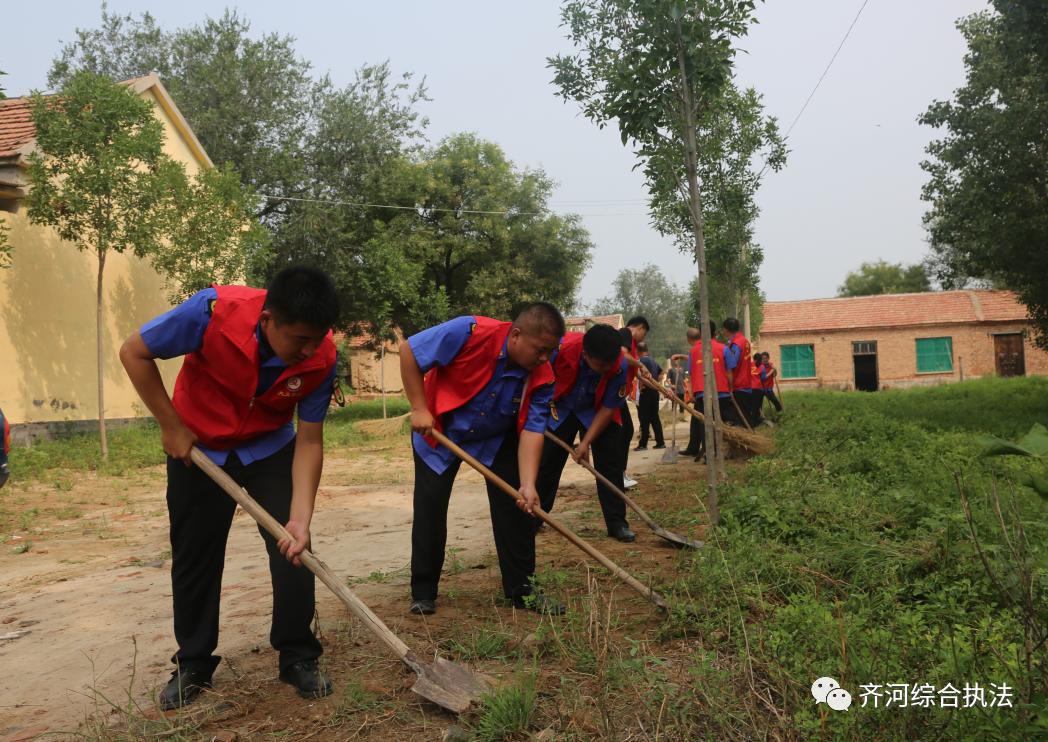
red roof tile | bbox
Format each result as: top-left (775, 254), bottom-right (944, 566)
top-left (761, 290), bottom-right (1029, 334)
top-left (0, 98), bottom-right (36, 160)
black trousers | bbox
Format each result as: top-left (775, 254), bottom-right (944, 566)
top-left (637, 391), bottom-right (664, 447)
top-left (411, 433), bottom-right (536, 601)
top-left (684, 393), bottom-right (706, 456)
top-left (765, 389), bottom-right (783, 413)
top-left (536, 414), bottom-right (628, 533)
top-left (166, 442), bottom-right (321, 675)
top-left (620, 402), bottom-right (635, 470)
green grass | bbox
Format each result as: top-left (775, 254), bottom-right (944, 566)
top-left (5, 396), bottom-right (410, 483)
top-left (657, 375), bottom-right (1048, 739)
top-left (469, 674), bottom-right (538, 741)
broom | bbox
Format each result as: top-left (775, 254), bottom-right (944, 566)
top-left (640, 377), bottom-right (775, 455)
top-left (356, 412), bottom-right (410, 437)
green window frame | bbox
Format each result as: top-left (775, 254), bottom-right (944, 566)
top-left (780, 344), bottom-right (815, 379)
top-left (915, 337), bottom-right (953, 373)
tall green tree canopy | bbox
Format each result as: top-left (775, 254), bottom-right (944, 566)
top-left (920, 0), bottom-right (1048, 346)
top-left (837, 260), bottom-right (931, 298)
top-left (49, 7), bottom-right (317, 219)
top-left (271, 133), bottom-right (593, 338)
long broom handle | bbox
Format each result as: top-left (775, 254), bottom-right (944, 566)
top-left (429, 429), bottom-right (669, 610)
top-left (639, 375), bottom-right (716, 428)
top-left (542, 430), bottom-right (660, 532)
top-left (189, 448), bottom-right (416, 665)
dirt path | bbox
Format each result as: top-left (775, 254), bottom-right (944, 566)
top-left (0, 424), bottom-right (688, 739)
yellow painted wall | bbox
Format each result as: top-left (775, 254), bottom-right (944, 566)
top-left (0, 86), bottom-right (208, 424)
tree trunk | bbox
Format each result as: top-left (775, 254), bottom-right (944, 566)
top-left (676, 22), bottom-right (718, 524)
top-left (741, 241), bottom-right (752, 338)
top-left (96, 248), bottom-right (109, 460)
top-left (380, 344), bottom-right (387, 419)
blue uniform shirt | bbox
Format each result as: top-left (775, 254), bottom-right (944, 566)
top-left (139, 288), bottom-right (337, 466)
top-left (409, 316), bottom-right (552, 475)
top-left (550, 354), bottom-right (628, 430)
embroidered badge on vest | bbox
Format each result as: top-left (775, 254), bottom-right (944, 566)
top-left (286, 376), bottom-right (303, 392)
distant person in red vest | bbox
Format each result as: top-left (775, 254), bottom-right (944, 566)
top-left (618, 316), bottom-right (653, 489)
top-left (400, 303), bottom-right (565, 616)
top-left (750, 352), bottom-right (766, 425)
top-left (536, 324), bottom-right (635, 542)
top-left (723, 317), bottom-right (758, 427)
top-left (673, 321), bottom-right (731, 462)
top-left (120, 266), bottom-right (341, 710)
top-left (760, 351), bottom-right (783, 413)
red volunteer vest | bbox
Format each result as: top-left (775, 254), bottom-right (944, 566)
top-left (422, 317), bottom-right (555, 448)
top-left (762, 365), bottom-right (776, 390)
top-left (750, 363), bottom-right (765, 390)
top-left (689, 339), bottom-right (730, 396)
top-left (552, 332), bottom-right (625, 424)
top-left (172, 285), bottom-right (337, 450)
top-left (727, 332), bottom-right (753, 390)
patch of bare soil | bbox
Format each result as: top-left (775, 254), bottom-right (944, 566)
top-left (0, 418), bottom-right (720, 741)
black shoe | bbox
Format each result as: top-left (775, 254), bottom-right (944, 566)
top-left (159, 666), bottom-right (212, 711)
top-left (653, 443), bottom-right (666, 450)
top-left (280, 659), bottom-right (333, 699)
top-left (409, 598), bottom-right (436, 615)
top-left (680, 448), bottom-right (699, 457)
top-left (634, 444), bottom-right (648, 451)
top-left (609, 524), bottom-right (636, 543)
top-left (511, 593), bottom-right (566, 615)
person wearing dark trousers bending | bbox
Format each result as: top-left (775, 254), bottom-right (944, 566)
top-left (618, 316), bottom-right (652, 488)
top-left (120, 266), bottom-right (341, 710)
top-left (634, 342), bottom-right (665, 450)
top-left (761, 352), bottom-right (783, 413)
top-left (749, 353), bottom-right (766, 426)
top-left (723, 317), bottom-right (757, 427)
top-left (400, 303), bottom-right (566, 617)
top-left (673, 322), bottom-right (731, 462)
top-left (536, 324), bottom-right (635, 542)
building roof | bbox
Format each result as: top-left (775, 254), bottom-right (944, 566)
top-left (0, 74), bottom-right (212, 170)
top-left (0, 98), bottom-right (35, 160)
top-left (761, 290), bottom-right (1029, 335)
top-left (565, 313), bottom-right (624, 332)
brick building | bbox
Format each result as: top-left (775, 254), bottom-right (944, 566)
top-left (759, 290), bottom-right (1048, 391)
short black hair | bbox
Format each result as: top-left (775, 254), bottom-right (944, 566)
top-left (264, 266), bottom-right (340, 329)
top-left (514, 301), bottom-right (565, 338)
top-left (706, 320), bottom-right (718, 338)
top-left (636, 341), bottom-right (649, 354)
top-left (761, 351), bottom-right (770, 360)
top-left (723, 317), bottom-right (740, 333)
top-left (626, 315), bottom-right (650, 331)
top-left (753, 353), bottom-right (763, 363)
top-left (582, 324), bottom-right (621, 363)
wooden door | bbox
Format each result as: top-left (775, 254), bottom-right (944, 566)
top-left (994, 334), bottom-right (1025, 377)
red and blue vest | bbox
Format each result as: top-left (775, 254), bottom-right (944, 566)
top-left (422, 317), bottom-right (554, 447)
top-left (552, 331), bottom-right (625, 424)
top-left (727, 332), bottom-right (753, 391)
top-left (690, 339), bottom-right (730, 396)
top-left (172, 285), bottom-right (337, 450)
top-left (750, 362), bottom-right (765, 390)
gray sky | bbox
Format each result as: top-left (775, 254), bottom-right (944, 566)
top-left (4, 0), bottom-right (988, 306)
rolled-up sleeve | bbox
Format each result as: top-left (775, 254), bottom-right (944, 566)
top-left (139, 288), bottom-right (217, 359)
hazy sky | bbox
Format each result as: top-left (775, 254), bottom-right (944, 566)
top-left (4, 1), bottom-right (989, 306)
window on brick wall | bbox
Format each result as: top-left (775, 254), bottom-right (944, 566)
top-left (915, 337), bottom-right (953, 373)
top-left (780, 344), bottom-right (816, 378)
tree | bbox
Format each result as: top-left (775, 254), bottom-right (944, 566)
top-left (837, 260), bottom-right (931, 297)
top-left (272, 133), bottom-right (593, 338)
top-left (27, 72), bottom-right (172, 458)
top-left (551, 0), bottom-right (760, 520)
top-left (647, 83), bottom-right (785, 336)
top-left (49, 6), bottom-right (319, 220)
top-left (591, 264), bottom-right (690, 361)
top-left (26, 72), bottom-right (261, 457)
top-left (920, 0), bottom-right (1048, 347)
